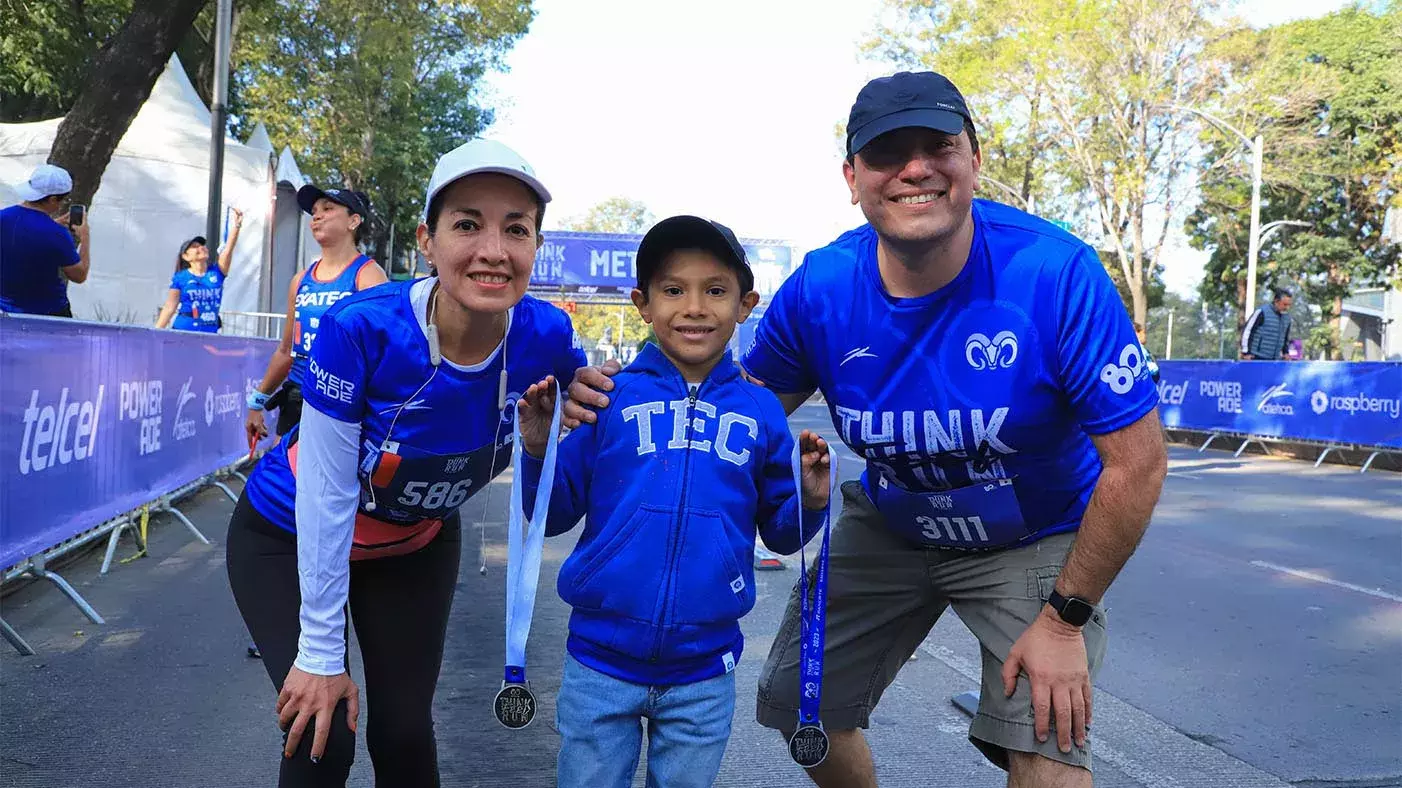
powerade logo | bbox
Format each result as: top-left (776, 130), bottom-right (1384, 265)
top-left (309, 358), bottom-right (356, 404)
top-left (119, 379), bottom-right (164, 455)
top-left (1310, 390), bottom-right (1401, 419)
top-left (19, 386), bottom-right (106, 474)
top-left (1257, 384), bottom-right (1295, 416)
top-left (1200, 380), bottom-right (1242, 414)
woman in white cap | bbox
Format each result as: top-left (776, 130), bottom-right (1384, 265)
top-left (225, 139), bottom-right (586, 787)
top-left (154, 208), bottom-right (245, 331)
top-left (245, 186), bottom-right (387, 447)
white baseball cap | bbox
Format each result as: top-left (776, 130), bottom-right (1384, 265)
top-left (18, 164), bottom-right (74, 202)
top-left (422, 139), bottom-right (551, 222)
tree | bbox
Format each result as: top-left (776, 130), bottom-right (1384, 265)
top-left (557, 197), bottom-right (657, 348)
top-left (562, 197), bottom-right (655, 235)
top-left (1186, 5), bottom-right (1402, 358)
top-left (232, 0), bottom-right (535, 266)
top-left (15, 0), bottom-right (210, 207)
top-left (0, 0), bottom-right (132, 122)
top-left (868, 0), bottom-right (1239, 326)
top-left (568, 303), bottom-right (651, 354)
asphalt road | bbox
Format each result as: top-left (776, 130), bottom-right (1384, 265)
top-left (2, 401), bottom-right (1398, 787)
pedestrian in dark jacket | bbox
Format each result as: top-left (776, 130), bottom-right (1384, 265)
top-left (1240, 288), bottom-right (1293, 360)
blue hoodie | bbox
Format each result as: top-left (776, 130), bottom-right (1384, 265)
top-left (521, 343), bottom-right (823, 686)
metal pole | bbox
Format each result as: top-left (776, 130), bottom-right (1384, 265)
top-left (1244, 134), bottom-right (1264, 320)
top-left (1166, 308), bottom-right (1175, 360)
top-left (387, 223), bottom-right (395, 276)
top-left (204, 0), bottom-right (234, 248)
top-left (1218, 305), bottom-right (1227, 358)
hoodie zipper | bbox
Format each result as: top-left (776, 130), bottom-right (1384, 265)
top-left (650, 382), bottom-right (700, 661)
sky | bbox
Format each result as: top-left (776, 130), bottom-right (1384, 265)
top-left (480, 0), bottom-right (1352, 298)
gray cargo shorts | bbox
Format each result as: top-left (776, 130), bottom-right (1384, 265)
top-left (755, 481), bottom-right (1108, 771)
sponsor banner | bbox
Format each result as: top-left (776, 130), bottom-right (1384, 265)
top-left (1156, 360), bottom-right (1402, 449)
top-left (1, 316), bottom-right (277, 569)
top-left (530, 231), bottom-right (795, 298)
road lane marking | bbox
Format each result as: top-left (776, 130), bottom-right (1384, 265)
top-left (1249, 560), bottom-right (1402, 603)
top-left (918, 638), bottom-right (1293, 787)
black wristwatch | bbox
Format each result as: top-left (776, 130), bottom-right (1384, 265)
top-left (1047, 590), bottom-right (1095, 627)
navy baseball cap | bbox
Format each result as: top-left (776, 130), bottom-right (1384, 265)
top-left (297, 184), bottom-right (370, 219)
top-left (846, 71), bottom-right (973, 157)
top-left (179, 236), bottom-right (208, 256)
top-left (635, 216), bottom-right (755, 294)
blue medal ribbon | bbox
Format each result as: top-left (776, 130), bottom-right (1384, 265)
top-left (793, 442), bottom-right (838, 729)
top-left (503, 380), bottom-right (563, 687)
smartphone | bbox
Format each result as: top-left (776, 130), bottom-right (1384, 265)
top-left (68, 204), bottom-right (85, 227)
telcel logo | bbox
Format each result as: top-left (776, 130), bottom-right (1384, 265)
top-left (19, 386), bottom-right (106, 474)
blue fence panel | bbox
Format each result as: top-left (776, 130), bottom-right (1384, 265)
top-left (1, 315), bottom-right (277, 569)
top-left (1156, 360), bottom-right (1402, 449)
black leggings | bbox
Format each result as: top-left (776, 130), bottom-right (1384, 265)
top-left (268, 382), bottom-right (304, 437)
top-left (226, 493), bottom-right (461, 787)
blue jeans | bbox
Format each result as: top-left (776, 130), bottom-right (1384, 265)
top-left (556, 653), bottom-right (735, 788)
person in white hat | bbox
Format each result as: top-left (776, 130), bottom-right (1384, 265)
top-left (1, 164), bottom-right (91, 316)
top-left (225, 138), bottom-right (587, 786)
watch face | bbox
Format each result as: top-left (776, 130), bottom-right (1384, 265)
top-left (1062, 598), bottom-right (1094, 627)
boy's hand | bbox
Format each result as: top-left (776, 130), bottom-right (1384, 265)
top-left (798, 430), bottom-right (831, 511)
top-left (516, 376), bottom-right (557, 458)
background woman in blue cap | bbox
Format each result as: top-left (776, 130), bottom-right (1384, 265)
top-left (245, 186), bottom-right (387, 446)
top-left (154, 207), bottom-right (245, 331)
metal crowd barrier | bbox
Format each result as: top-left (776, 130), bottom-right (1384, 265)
top-left (0, 313), bottom-right (278, 654)
top-left (1, 459), bottom-right (257, 656)
top-left (1155, 360), bottom-right (1401, 473)
top-left (220, 310), bottom-right (287, 340)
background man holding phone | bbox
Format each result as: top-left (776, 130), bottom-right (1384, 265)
top-left (1, 163), bottom-right (92, 317)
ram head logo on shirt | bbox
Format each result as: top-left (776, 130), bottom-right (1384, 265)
top-left (964, 331), bottom-right (1019, 371)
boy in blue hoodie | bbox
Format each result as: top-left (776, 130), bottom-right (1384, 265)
top-left (516, 215), bottom-right (832, 788)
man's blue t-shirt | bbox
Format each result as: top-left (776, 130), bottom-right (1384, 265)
top-left (0, 205), bottom-right (79, 315)
top-left (169, 266), bottom-right (226, 332)
top-left (742, 199), bottom-right (1158, 549)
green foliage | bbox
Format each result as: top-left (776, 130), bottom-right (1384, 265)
top-left (1186, 3), bottom-right (1402, 357)
top-left (0, 0), bottom-right (139, 121)
top-left (233, 0), bottom-right (535, 267)
top-left (1, 0), bottom-right (535, 279)
top-left (568, 303), bottom-right (650, 351)
top-left (561, 196), bottom-right (655, 235)
top-left (867, 0), bottom-right (1236, 325)
top-left (557, 197), bottom-right (657, 346)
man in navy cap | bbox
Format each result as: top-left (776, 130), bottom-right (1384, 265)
top-left (565, 71), bottom-right (1167, 787)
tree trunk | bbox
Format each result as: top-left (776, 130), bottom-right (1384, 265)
top-left (48, 0), bottom-right (211, 207)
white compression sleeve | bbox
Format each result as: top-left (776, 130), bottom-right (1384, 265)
top-left (292, 404), bottom-right (362, 676)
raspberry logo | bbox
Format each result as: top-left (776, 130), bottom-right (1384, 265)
top-left (1099, 344), bottom-right (1144, 395)
top-left (1311, 390), bottom-right (1329, 415)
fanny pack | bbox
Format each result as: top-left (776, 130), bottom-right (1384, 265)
top-left (868, 472), bottom-right (1031, 551)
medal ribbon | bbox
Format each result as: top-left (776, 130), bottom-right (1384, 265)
top-left (793, 442), bottom-right (838, 728)
top-left (504, 380), bottom-right (563, 684)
